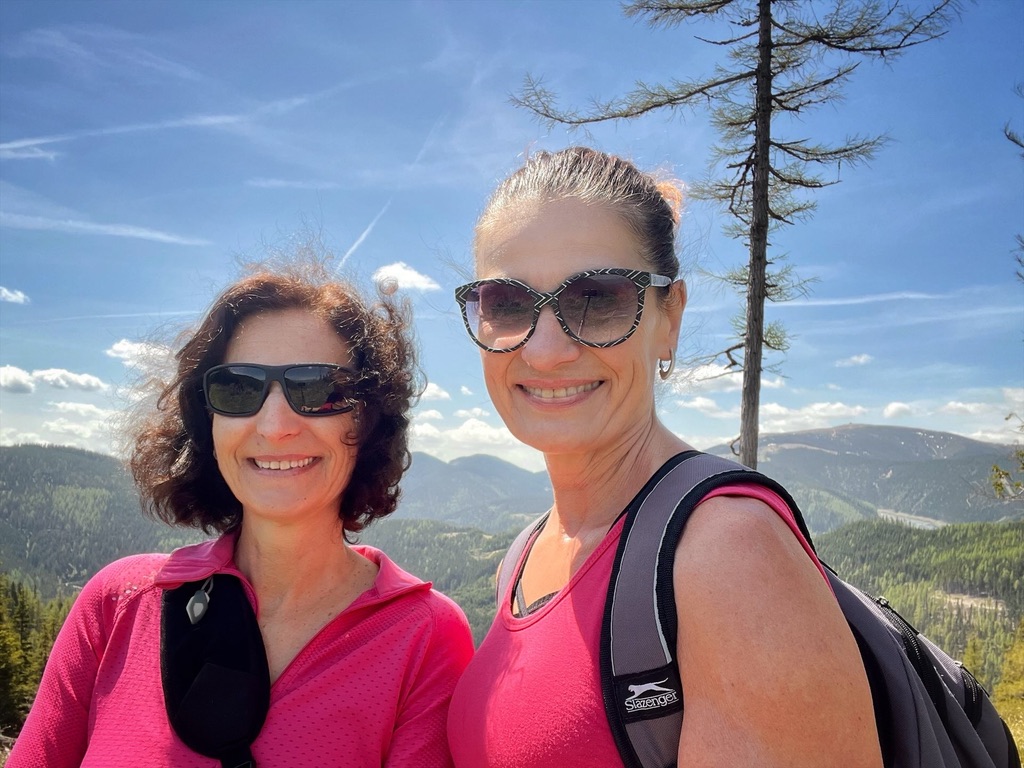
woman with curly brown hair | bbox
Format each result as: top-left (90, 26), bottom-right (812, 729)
top-left (10, 262), bottom-right (474, 768)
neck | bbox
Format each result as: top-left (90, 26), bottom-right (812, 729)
top-left (234, 513), bottom-right (365, 612)
top-left (544, 420), bottom-right (691, 535)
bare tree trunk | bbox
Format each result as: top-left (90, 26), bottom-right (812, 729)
top-left (741, 0), bottom-right (774, 470)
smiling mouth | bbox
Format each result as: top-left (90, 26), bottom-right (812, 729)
top-left (521, 381), bottom-right (601, 399)
top-left (253, 457), bottom-right (316, 470)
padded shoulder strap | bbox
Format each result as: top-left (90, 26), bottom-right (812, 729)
top-left (495, 513), bottom-right (549, 609)
top-left (601, 451), bottom-right (807, 768)
top-left (162, 574), bottom-right (271, 768)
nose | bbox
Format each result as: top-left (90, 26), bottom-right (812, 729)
top-left (519, 305), bottom-right (581, 371)
top-left (254, 382), bottom-right (302, 439)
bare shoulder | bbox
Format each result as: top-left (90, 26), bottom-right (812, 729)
top-left (672, 495), bottom-right (882, 767)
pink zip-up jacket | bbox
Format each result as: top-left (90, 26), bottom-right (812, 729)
top-left (9, 533), bottom-right (474, 768)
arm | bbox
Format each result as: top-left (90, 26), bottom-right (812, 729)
top-left (7, 566), bottom-right (115, 768)
top-left (673, 495), bottom-right (882, 768)
top-left (384, 595), bottom-right (474, 768)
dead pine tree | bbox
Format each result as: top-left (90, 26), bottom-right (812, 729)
top-left (515, 0), bottom-right (960, 468)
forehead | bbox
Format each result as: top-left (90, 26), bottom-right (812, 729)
top-left (475, 198), bottom-right (645, 285)
top-left (224, 308), bottom-right (353, 367)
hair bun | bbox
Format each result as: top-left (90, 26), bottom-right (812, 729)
top-left (655, 180), bottom-right (684, 227)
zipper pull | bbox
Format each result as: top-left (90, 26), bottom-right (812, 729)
top-left (185, 576), bottom-right (215, 625)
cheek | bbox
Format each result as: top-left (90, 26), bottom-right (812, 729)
top-left (210, 416), bottom-right (237, 464)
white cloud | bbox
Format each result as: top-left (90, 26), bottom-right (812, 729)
top-left (0, 212), bottom-right (210, 246)
top-left (415, 408), bottom-right (444, 421)
top-left (106, 339), bottom-right (170, 370)
top-left (1000, 387), bottom-right (1024, 407)
top-left (0, 286), bottom-right (29, 303)
top-left (671, 364), bottom-right (783, 395)
top-left (421, 382), bottom-right (451, 401)
top-left (410, 416), bottom-right (544, 471)
top-left (675, 396), bottom-right (737, 419)
top-left (672, 363), bottom-right (742, 395)
top-left (50, 401), bottom-right (115, 418)
top-left (835, 354), bottom-right (873, 368)
top-left (30, 368), bottom-right (108, 392)
top-left (455, 407), bottom-right (490, 419)
top-left (883, 402), bottom-right (914, 418)
top-left (41, 417), bottom-right (108, 440)
top-left (460, 385), bottom-right (473, 396)
top-left (372, 261), bottom-right (441, 292)
top-left (939, 401), bottom-right (986, 416)
top-left (0, 366), bottom-right (35, 393)
top-left (0, 427), bottom-right (43, 446)
top-left (759, 401), bottom-right (868, 434)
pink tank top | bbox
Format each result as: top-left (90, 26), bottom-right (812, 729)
top-left (446, 483), bottom-right (827, 767)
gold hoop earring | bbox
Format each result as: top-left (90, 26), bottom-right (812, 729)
top-left (658, 350), bottom-right (675, 380)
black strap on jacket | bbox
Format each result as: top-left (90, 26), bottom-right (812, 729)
top-left (161, 574), bottom-right (270, 768)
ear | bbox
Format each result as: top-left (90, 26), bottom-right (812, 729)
top-left (660, 278), bottom-right (687, 357)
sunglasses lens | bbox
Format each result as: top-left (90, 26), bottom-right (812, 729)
top-left (559, 274), bottom-right (638, 344)
top-left (283, 366), bottom-right (355, 415)
top-left (463, 282), bottom-right (535, 351)
top-left (205, 365), bottom-right (267, 416)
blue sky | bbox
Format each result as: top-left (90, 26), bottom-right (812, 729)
top-left (0, 0), bottom-right (1021, 472)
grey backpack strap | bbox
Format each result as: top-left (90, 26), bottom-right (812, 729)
top-left (600, 451), bottom-right (803, 768)
top-left (495, 513), bottom-right (549, 610)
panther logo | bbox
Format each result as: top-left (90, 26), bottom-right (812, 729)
top-left (625, 679), bottom-right (676, 702)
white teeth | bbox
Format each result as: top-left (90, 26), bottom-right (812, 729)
top-left (254, 457), bottom-right (315, 470)
top-left (524, 382), bottom-right (600, 399)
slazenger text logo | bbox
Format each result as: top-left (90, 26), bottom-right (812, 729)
top-left (623, 679), bottom-right (680, 712)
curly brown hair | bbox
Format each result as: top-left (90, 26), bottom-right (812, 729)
top-left (128, 263), bottom-right (419, 535)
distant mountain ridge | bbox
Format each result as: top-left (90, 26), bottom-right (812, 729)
top-left (706, 424), bottom-right (1016, 526)
top-left (0, 424), bottom-right (1018, 598)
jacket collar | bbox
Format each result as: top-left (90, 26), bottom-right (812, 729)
top-left (154, 533), bottom-right (430, 607)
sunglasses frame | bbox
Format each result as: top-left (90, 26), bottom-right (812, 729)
top-left (454, 268), bottom-right (673, 353)
top-left (202, 363), bottom-right (359, 417)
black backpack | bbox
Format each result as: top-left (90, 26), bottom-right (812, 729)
top-left (161, 574), bottom-right (271, 768)
top-left (497, 451), bottom-right (1021, 768)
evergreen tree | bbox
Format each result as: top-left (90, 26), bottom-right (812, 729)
top-left (0, 572), bottom-right (28, 731)
top-left (993, 618), bottom-right (1024, 745)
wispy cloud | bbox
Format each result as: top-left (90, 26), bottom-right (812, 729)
top-left (246, 178), bottom-right (341, 190)
top-left (0, 212), bottom-right (210, 246)
top-left (8, 24), bottom-right (206, 82)
top-left (0, 287), bottom-right (29, 304)
top-left (339, 200), bottom-right (392, 266)
top-left (0, 114), bottom-right (243, 160)
top-left (372, 261), bottom-right (441, 292)
top-left (782, 291), bottom-right (946, 308)
top-left (413, 114), bottom-right (448, 164)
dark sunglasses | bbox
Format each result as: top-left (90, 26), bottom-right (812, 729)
top-left (455, 268), bottom-right (673, 353)
top-left (202, 363), bottom-right (359, 417)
